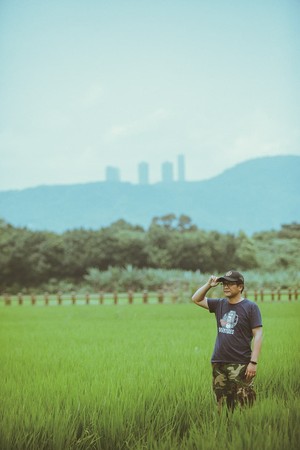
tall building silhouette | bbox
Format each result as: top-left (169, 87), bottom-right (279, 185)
top-left (105, 166), bottom-right (120, 182)
top-left (138, 162), bottom-right (149, 185)
top-left (161, 161), bottom-right (174, 183)
top-left (177, 154), bottom-right (185, 181)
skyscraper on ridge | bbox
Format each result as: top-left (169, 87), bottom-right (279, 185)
top-left (177, 154), bottom-right (185, 181)
top-left (138, 162), bottom-right (149, 185)
top-left (161, 161), bottom-right (174, 183)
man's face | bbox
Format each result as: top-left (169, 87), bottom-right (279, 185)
top-left (221, 281), bottom-right (243, 298)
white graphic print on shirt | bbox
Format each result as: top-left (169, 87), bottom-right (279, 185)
top-left (219, 311), bottom-right (238, 335)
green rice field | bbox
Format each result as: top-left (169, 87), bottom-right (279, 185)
top-left (1, 301), bottom-right (300, 449)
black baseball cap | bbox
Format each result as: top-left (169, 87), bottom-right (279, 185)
top-left (217, 270), bottom-right (244, 284)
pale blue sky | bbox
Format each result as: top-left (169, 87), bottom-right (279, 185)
top-left (0, 0), bottom-right (299, 190)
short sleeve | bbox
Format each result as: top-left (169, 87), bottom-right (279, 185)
top-left (250, 303), bottom-right (263, 328)
top-left (207, 298), bottom-right (220, 314)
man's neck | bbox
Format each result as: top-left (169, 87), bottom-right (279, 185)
top-left (228, 295), bottom-right (244, 304)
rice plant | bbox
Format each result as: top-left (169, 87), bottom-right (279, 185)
top-left (0, 302), bottom-right (299, 449)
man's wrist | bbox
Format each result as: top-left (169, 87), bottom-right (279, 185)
top-left (250, 360), bottom-right (257, 365)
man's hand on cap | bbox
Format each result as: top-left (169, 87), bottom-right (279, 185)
top-left (208, 275), bottom-right (219, 287)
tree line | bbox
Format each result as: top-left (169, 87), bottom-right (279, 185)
top-left (0, 215), bottom-right (299, 290)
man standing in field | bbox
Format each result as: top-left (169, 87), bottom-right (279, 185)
top-left (192, 270), bottom-right (263, 412)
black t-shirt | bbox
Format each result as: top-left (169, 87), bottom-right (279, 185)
top-left (207, 298), bottom-right (262, 364)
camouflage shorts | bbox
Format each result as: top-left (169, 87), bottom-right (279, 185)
top-left (212, 363), bottom-right (256, 409)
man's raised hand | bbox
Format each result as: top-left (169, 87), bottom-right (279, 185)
top-left (208, 275), bottom-right (219, 287)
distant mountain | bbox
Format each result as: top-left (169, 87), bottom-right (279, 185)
top-left (0, 156), bottom-right (299, 234)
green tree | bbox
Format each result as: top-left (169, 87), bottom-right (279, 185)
top-left (145, 223), bottom-right (174, 268)
top-left (177, 214), bottom-right (197, 232)
top-left (234, 231), bottom-right (258, 270)
top-left (153, 214), bottom-right (176, 230)
top-left (167, 231), bottom-right (213, 271)
top-left (278, 222), bottom-right (300, 239)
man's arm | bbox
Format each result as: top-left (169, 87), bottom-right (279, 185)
top-left (245, 326), bottom-right (263, 380)
top-left (192, 275), bottom-right (219, 310)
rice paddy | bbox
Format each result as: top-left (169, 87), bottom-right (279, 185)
top-left (0, 301), bottom-right (299, 449)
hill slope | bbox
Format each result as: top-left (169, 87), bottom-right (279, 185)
top-left (0, 156), bottom-right (299, 234)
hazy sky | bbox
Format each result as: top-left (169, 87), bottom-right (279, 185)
top-left (1, 0), bottom-right (299, 190)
